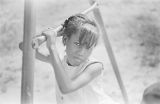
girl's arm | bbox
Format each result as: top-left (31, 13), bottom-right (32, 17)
top-left (35, 49), bottom-right (51, 63)
top-left (48, 45), bottom-right (103, 94)
top-left (19, 42), bottom-right (50, 63)
top-left (44, 28), bottom-right (103, 94)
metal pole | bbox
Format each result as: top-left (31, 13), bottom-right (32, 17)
top-left (21, 0), bottom-right (35, 103)
top-left (88, 0), bottom-right (129, 104)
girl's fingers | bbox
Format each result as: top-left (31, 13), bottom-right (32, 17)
top-left (42, 29), bottom-right (57, 38)
top-left (31, 26), bottom-right (62, 49)
top-left (43, 26), bottom-right (63, 37)
top-left (43, 28), bottom-right (57, 48)
top-left (55, 25), bottom-right (63, 37)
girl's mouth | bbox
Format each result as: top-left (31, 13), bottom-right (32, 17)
top-left (74, 56), bottom-right (83, 61)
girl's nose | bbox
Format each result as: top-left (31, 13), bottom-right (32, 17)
top-left (78, 47), bottom-right (86, 55)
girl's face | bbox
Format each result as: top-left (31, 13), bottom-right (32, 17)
top-left (65, 32), bottom-right (94, 66)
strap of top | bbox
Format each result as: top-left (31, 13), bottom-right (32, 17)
top-left (81, 59), bottom-right (104, 73)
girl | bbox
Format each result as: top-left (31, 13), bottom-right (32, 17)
top-left (34, 13), bottom-right (118, 104)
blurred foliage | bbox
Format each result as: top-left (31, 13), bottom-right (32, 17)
top-left (127, 12), bottom-right (160, 67)
top-left (0, 0), bottom-right (23, 56)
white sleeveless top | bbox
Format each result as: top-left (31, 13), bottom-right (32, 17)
top-left (55, 56), bottom-right (118, 104)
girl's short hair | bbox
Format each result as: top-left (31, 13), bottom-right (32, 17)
top-left (61, 13), bottom-right (99, 49)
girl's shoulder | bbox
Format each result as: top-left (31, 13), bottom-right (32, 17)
top-left (83, 56), bottom-right (104, 73)
top-left (87, 56), bottom-right (104, 68)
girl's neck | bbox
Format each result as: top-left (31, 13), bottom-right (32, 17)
top-left (66, 57), bottom-right (81, 66)
top-left (66, 59), bottom-right (73, 66)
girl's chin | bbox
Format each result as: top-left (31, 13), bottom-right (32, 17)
top-left (72, 60), bottom-right (82, 66)
top-left (67, 57), bottom-right (84, 66)
top-left (70, 59), bottom-right (83, 66)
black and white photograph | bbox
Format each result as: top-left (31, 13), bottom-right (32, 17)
top-left (0, 0), bottom-right (160, 104)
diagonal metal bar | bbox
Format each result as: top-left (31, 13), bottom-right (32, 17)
top-left (88, 0), bottom-right (129, 104)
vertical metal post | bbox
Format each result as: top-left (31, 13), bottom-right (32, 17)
top-left (89, 0), bottom-right (129, 104)
top-left (21, 0), bottom-right (35, 103)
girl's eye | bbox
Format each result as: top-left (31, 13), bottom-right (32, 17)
top-left (74, 42), bottom-right (80, 46)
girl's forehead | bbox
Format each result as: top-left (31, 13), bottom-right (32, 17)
top-left (70, 32), bottom-right (80, 41)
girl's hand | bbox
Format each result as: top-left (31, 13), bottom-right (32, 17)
top-left (42, 28), bottom-right (57, 49)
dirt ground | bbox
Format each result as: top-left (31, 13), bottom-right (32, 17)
top-left (1, 0), bottom-right (160, 104)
